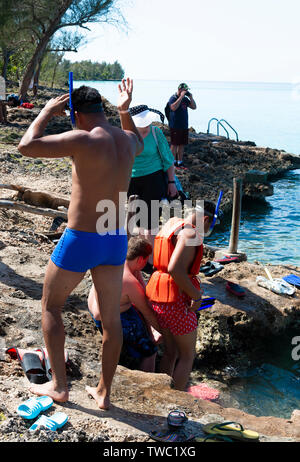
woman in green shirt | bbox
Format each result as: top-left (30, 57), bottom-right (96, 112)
top-left (127, 105), bottom-right (178, 269)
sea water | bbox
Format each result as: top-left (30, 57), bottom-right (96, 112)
top-left (205, 169), bottom-right (300, 266)
top-left (74, 79), bottom-right (300, 155)
top-left (218, 329), bottom-right (300, 419)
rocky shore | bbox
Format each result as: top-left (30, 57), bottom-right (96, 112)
top-left (0, 85), bottom-right (300, 442)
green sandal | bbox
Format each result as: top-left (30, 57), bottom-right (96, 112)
top-left (202, 421), bottom-right (259, 442)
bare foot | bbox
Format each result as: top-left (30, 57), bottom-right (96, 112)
top-left (86, 385), bottom-right (110, 410)
top-left (29, 381), bottom-right (69, 403)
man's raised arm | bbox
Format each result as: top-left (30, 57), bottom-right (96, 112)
top-left (117, 78), bottom-right (144, 156)
top-left (18, 94), bottom-right (84, 159)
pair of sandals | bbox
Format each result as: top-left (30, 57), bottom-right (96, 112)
top-left (200, 256), bottom-right (240, 278)
top-left (6, 347), bottom-right (69, 384)
top-left (200, 261), bottom-right (224, 277)
top-left (149, 410), bottom-right (195, 443)
top-left (17, 396), bottom-right (68, 432)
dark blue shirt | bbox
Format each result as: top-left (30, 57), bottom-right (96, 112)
top-left (168, 94), bottom-right (190, 129)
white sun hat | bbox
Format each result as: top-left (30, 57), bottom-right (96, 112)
top-left (129, 105), bottom-right (165, 128)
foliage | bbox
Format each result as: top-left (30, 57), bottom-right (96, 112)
top-left (39, 55), bottom-right (124, 87)
top-left (0, 0), bottom-right (126, 96)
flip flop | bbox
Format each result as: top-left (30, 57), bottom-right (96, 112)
top-left (226, 282), bottom-right (246, 297)
top-left (29, 412), bottom-right (68, 432)
top-left (202, 421), bottom-right (259, 442)
top-left (214, 256), bottom-right (240, 264)
top-left (6, 347), bottom-right (48, 384)
top-left (195, 434), bottom-right (234, 442)
top-left (17, 396), bottom-right (53, 420)
top-left (204, 262), bottom-right (224, 277)
top-left (200, 261), bottom-right (214, 273)
top-left (282, 274), bottom-right (300, 289)
top-left (167, 409), bottom-right (188, 428)
top-left (149, 429), bottom-right (195, 443)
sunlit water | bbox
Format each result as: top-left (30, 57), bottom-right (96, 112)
top-left (218, 329), bottom-right (300, 419)
top-left (205, 169), bottom-right (300, 266)
top-left (74, 79), bottom-right (300, 155)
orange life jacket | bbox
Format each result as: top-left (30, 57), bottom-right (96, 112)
top-left (146, 217), bottom-right (203, 303)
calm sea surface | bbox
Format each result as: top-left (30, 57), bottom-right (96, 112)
top-left (75, 80), bottom-right (300, 418)
top-left (74, 79), bottom-right (300, 154)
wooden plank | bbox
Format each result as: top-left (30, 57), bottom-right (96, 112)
top-left (0, 200), bottom-right (68, 219)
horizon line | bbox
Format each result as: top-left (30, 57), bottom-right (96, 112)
top-left (73, 77), bottom-right (293, 86)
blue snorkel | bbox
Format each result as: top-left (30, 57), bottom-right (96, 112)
top-left (210, 190), bottom-right (223, 230)
top-left (69, 71), bottom-right (75, 127)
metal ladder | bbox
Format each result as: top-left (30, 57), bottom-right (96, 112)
top-left (207, 118), bottom-right (239, 142)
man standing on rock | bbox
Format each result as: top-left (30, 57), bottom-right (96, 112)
top-left (168, 83), bottom-right (197, 169)
top-left (18, 78), bottom-right (144, 410)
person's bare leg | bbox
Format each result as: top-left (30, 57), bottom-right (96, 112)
top-left (159, 328), bottom-right (178, 378)
top-left (30, 260), bottom-right (85, 402)
top-left (140, 353), bottom-right (156, 372)
top-left (177, 145), bottom-right (185, 162)
top-left (86, 264), bottom-right (124, 410)
top-left (172, 329), bottom-right (197, 391)
top-left (88, 284), bottom-right (101, 321)
top-left (0, 103), bottom-right (6, 123)
top-left (170, 144), bottom-right (178, 163)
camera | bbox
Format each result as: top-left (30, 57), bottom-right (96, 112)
top-left (185, 91), bottom-right (191, 97)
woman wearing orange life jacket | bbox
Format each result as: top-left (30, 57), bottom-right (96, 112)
top-left (146, 201), bottom-right (217, 391)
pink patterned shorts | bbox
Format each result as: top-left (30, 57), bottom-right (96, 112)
top-left (152, 293), bottom-right (198, 336)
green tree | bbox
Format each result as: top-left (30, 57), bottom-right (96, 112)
top-left (14, 0), bottom-right (126, 99)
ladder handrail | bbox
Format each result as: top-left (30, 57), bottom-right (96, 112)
top-left (218, 119), bottom-right (239, 142)
top-left (207, 118), bottom-right (219, 134)
top-left (207, 117), bottom-right (239, 142)
top-left (217, 121), bottom-right (230, 139)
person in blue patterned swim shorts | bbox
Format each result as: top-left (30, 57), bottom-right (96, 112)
top-left (88, 237), bottom-right (162, 372)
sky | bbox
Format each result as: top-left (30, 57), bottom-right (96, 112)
top-left (65, 0), bottom-right (300, 83)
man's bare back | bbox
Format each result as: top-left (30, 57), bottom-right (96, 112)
top-left (18, 98), bottom-right (142, 233)
top-left (68, 125), bottom-right (136, 232)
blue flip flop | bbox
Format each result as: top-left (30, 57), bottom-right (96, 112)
top-left (29, 412), bottom-right (68, 432)
top-left (17, 396), bottom-right (53, 420)
top-left (282, 274), bottom-right (300, 289)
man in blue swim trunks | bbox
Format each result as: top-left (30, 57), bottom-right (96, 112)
top-left (88, 237), bottom-right (162, 373)
top-left (18, 78), bottom-right (144, 410)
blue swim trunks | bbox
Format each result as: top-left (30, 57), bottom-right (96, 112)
top-left (51, 227), bottom-right (128, 272)
top-left (89, 305), bottom-right (157, 362)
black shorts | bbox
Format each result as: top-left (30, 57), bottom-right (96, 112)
top-left (170, 128), bottom-right (189, 146)
top-left (128, 170), bottom-right (167, 230)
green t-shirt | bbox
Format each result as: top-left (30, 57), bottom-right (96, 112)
top-left (131, 126), bottom-right (174, 178)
